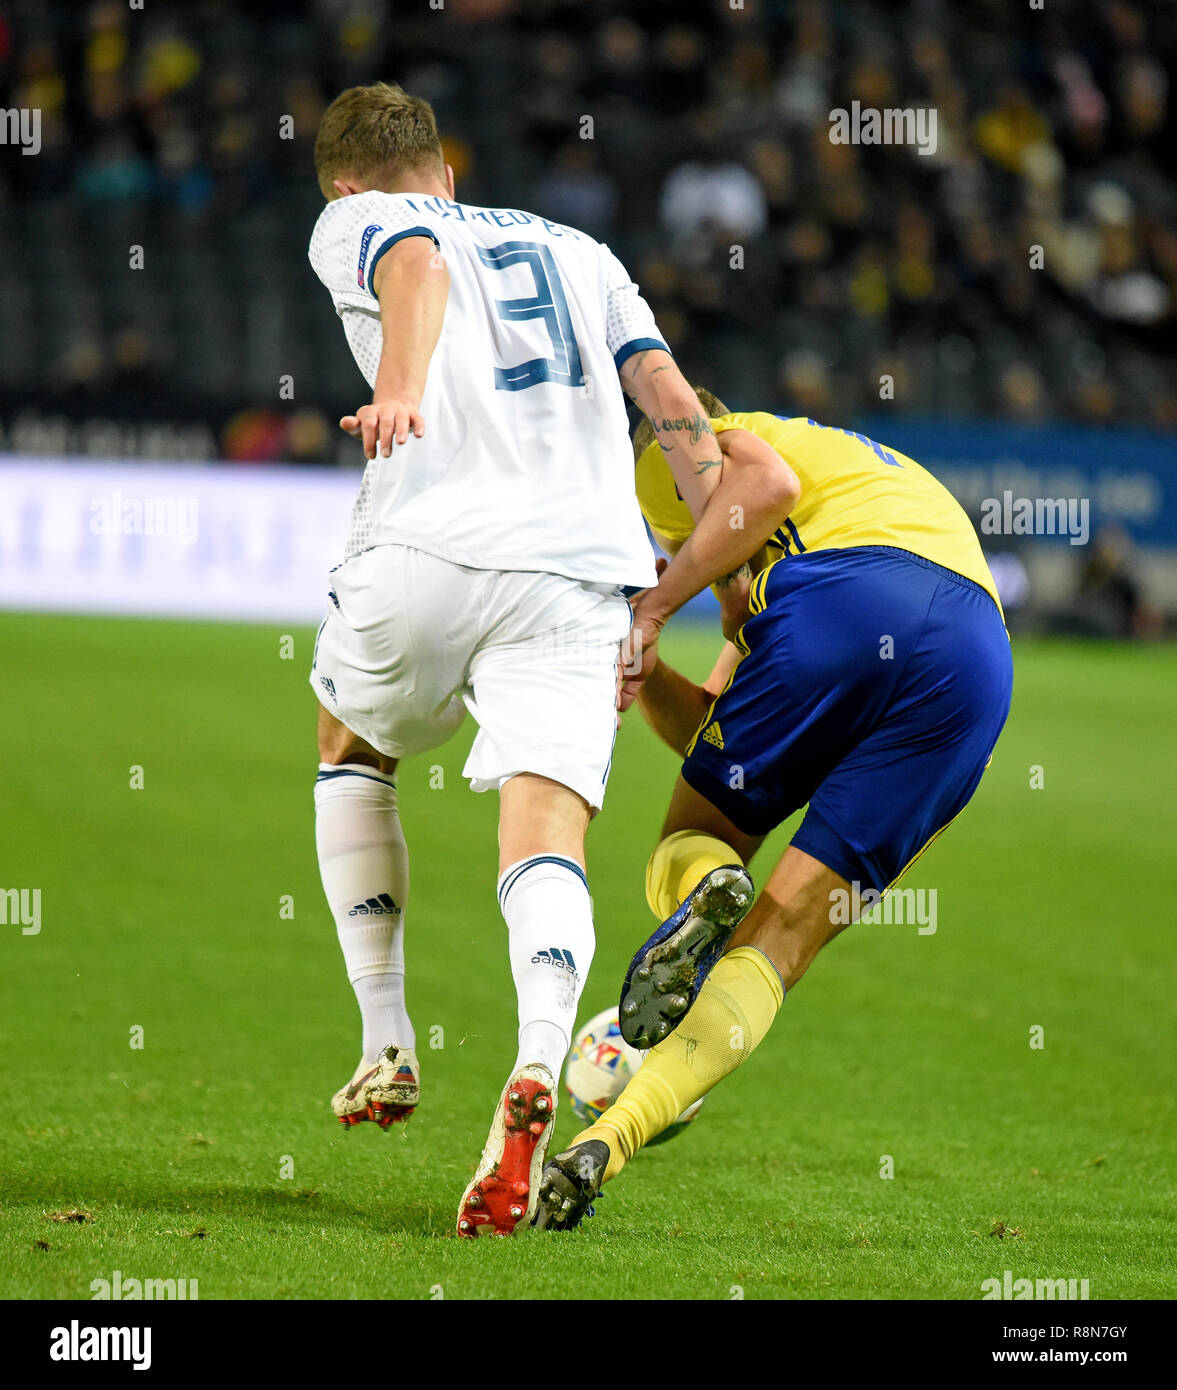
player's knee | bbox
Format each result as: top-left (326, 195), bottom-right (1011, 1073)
top-left (497, 775), bottom-right (590, 873)
top-left (645, 831), bottom-right (690, 918)
top-left (316, 708), bottom-right (396, 775)
top-left (645, 828), bottom-right (739, 920)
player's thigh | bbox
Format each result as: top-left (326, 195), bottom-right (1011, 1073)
top-left (672, 593), bottom-right (861, 852)
top-left (310, 546), bottom-right (472, 760)
top-left (677, 551), bottom-right (968, 871)
top-left (462, 577), bottom-right (631, 818)
top-left (796, 578), bottom-right (1012, 895)
top-left (659, 774), bottom-right (767, 866)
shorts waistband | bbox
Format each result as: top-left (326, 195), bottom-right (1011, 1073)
top-left (791, 545), bottom-right (995, 603)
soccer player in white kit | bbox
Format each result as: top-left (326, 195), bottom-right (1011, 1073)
top-left (306, 84), bottom-right (795, 1236)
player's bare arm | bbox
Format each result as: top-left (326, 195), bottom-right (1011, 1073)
top-left (621, 429), bottom-right (800, 709)
top-left (339, 236), bottom-right (450, 458)
top-left (651, 530), bottom-right (761, 641)
top-left (619, 349), bottom-right (725, 519)
top-left (712, 559), bottom-right (757, 640)
top-left (636, 641), bottom-right (742, 754)
top-left (626, 537), bottom-right (751, 746)
top-left (644, 429), bottom-right (798, 623)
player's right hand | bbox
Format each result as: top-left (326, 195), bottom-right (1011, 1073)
top-left (616, 556), bottom-right (669, 710)
top-left (339, 399), bottom-right (425, 459)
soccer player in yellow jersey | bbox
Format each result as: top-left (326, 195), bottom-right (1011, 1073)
top-left (535, 388), bottom-right (1013, 1229)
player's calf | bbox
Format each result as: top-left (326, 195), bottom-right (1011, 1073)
top-left (724, 846), bottom-right (854, 992)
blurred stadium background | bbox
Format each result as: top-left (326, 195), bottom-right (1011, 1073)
top-left (1, 0), bottom-right (1174, 628)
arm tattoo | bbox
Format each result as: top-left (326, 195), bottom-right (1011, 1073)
top-left (653, 412), bottom-right (715, 446)
top-left (620, 349), bottom-right (653, 396)
top-left (621, 349), bottom-right (669, 386)
top-left (714, 562), bottom-right (753, 591)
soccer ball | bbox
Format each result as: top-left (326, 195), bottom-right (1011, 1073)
top-left (564, 1007), bottom-right (704, 1145)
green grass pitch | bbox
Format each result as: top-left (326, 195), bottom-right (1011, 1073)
top-left (1, 612), bottom-right (1174, 1300)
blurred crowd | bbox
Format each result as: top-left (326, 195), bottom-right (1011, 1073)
top-left (1, 0), bottom-right (1175, 463)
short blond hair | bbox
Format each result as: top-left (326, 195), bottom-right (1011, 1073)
top-left (314, 82), bottom-right (445, 199)
top-left (632, 385), bottom-right (730, 461)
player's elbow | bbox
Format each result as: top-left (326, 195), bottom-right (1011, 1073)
top-left (721, 430), bottom-right (800, 523)
top-left (762, 462), bottom-right (801, 522)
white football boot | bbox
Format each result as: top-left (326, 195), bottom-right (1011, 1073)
top-left (456, 1063), bottom-right (556, 1237)
top-left (331, 1045), bottom-right (420, 1129)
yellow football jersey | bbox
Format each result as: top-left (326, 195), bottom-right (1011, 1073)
top-left (635, 411), bottom-right (1002, 611)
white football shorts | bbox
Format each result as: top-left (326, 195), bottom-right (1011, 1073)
top-left (309, 544), bottom-right (633, 811)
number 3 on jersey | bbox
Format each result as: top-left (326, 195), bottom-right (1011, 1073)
top-left (477, 240), bottom-right (585, 392)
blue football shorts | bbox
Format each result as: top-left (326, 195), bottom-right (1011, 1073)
top-left (680, 546), bottom-right (1013, 892)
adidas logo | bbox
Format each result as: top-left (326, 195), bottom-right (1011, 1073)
top-left (320, 675), bottom-right (337, 701)
top-left (531, 947), bottom-right (578, 976)
top-left (701, 721), bottom-right (724, 749)
top-left (348, 893), bottom-right (401, 917)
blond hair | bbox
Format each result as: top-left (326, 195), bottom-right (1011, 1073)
top-left (632, 385), bottom-right (730, 461)
top-left (314, 82), bottom-right (444, 199)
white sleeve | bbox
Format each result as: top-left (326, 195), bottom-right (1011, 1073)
top-left (600, 245), bottom-right (669, 371)
top-left (308, 193), bottom-right (441, 310)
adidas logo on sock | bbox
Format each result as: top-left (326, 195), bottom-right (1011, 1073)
top-left (348, 893), bottom-right (401, 917)
top-left (531, 947), bottom-right (578, 977)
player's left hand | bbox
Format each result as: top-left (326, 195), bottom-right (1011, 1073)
top-left (339, 398), bottom-right (425, 459)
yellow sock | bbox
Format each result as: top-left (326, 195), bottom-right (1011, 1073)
top-left (645, 829), bottom-right (741, 919)
top-left (574, 947), bottom-right (784, 1181)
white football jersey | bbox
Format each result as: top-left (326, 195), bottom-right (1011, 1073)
top-left (308, 190), bottom-right (667, 587)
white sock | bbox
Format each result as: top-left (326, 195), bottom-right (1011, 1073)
top-left (315, 763), bottom-right (414, 1062)
top-left (498, 855), bottom-right (595, 1078)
